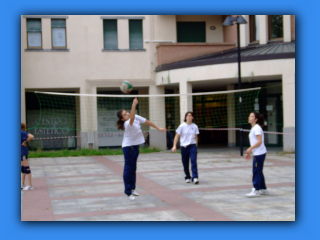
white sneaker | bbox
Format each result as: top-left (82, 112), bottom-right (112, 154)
top-left (131, 190), bottom-right (139, 196)
top-left (22, 185), bottom-right (34, 191)
top-left (128, 194), bottom-right (136, 200)
top-left (246, 188), bottom-right (260, 197)
top-left (193, 178), bottom-right (199, 184)
top-left (259, 189), bottom-right (269, 195)
top-left (185, 179), bottom-right (191, 183)
top-left (21, 184), bottom-right (25, 189)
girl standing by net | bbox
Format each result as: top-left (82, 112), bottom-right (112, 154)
top-left (172, 112), bottom-right (200, 184)
top-left (116, 97), bottom-right (166, 200)
top-left (245, 111), bottom-right (268, 197)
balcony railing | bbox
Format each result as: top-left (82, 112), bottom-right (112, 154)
top-left (156, 42), bottom-right (236, 66)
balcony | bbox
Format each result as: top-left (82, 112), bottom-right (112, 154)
top-left (156, 42), bottom-right (236, 66)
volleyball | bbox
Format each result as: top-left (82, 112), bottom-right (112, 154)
top-left (120, 81), bottom-right (133, 93)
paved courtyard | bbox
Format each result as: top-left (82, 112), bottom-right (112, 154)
top-left (21, 150), bottom-right (295, 221)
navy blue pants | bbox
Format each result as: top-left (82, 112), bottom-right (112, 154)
top-left (122, 145), bottom-right (139, 196)
top-left (252, 153), bottom-right (267, 190)
top-left (181, 144), bottom-right (198, 180)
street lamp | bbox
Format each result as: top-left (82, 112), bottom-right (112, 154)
top-left (222, 15), bottom-right (247, 156)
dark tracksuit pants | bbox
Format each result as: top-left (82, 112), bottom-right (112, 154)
top-left (252, 153), bottom-right (267, 190)
top-left (122, 145), bottom-right (139, 196)
top-left (181, 144), bottom-right (198, 180)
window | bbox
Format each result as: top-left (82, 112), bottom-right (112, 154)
top-left (268, 15), bottom-right (283, 40)
top-left (103, 20), bottom-right (118, 49)
top-left (51, 19), bottom-right (67, 48)
top-left (129, 20), bottom-right (143, 49)
top-left (177, 22), bottom-right (206, 43)
top-left (27, 19), bottom-right (42, 48)
top-left (249, 15), bottom-right (260, 42)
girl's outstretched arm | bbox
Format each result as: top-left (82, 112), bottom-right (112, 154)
top-left (144, 120), bottom-right (166, 132)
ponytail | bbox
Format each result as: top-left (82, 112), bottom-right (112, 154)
top-left (116, 109), bottom-right (125, 130)
top-left (251, 111), bottom-right (265, 128)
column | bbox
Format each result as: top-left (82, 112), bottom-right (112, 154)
top-left (148, 85), bottom-right (166, 150)
top-left (258, 15), bottom-right (268, 45)
top-left (283, 15), bottom-right (292, 43)
top-left (282, 72), bottom-right (295, 152)
top-left (240, 15), bottom-right (250, 47)
top-left (227, 84), bottom-right (236, 147)
top-left (179, 81), bottom-right (193, 124)
top-left (80, 84), bottom-right (99, 149)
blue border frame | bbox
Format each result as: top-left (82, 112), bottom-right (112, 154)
top-left (2, 0), bottom-right (319, 239)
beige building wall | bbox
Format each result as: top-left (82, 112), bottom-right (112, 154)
top-left (21, 15), bottom-right (154, 120)
top-left (153, 15), bottom-right (177, 42)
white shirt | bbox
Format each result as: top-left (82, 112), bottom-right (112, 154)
top-left (249, 124), bottom-right (267, 156)
top-left (122, 115), bottom-right (146, 148)
top-left (176, 122), bottom-right (199, 147)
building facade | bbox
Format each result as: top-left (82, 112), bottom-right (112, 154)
top-left (21, 15), bottom-right (295, 152)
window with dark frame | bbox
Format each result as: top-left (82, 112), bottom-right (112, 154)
top-left (27, 19), bottom-right (42, 48)
top-left (103, 20), bottom-right (118, 49)
top-left (177, 22), bottom-right (206, 43)
top-left (129, 20), bottom-right (143, 49)
top-left (51, 19), bottom-right (67, 48)
top-left (268, 15), bottom-right (283, 40)
top-left (249, 15), bottom-right (260, 43)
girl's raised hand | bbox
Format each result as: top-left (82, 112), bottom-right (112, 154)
top-left (133, 98), bottom-right (138, 106)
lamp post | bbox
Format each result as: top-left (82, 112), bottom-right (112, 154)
top-left (222, 15), bottom-right (247, 156)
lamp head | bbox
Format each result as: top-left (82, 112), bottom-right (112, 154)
top-left (222, 16), bottom-right (236, 26)
top-left (236, 15), bottom-right (247, 24)
top-left (222, 15), bottom-right (247, 26)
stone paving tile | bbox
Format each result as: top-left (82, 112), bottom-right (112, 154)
top-left (56, 210), bottom-right (194, 221)
top-left (46, 175), bottom-right (122, 186)
top-left (48, 184), bottom-right (144, 197)
top-left (117, 157), bottom-right (273, 173)
top-left (29, 157), bottom-right (98, 165)
top-left (105, 153), bottom-right (240, 162)
top-left (142, 166), bottom-right (295, 190)
top-left (31, 163), bottom-right (114, 178)
top-left (267, 155), bottom-right (295, 162)
top-left (51, 194), bottom-right (169, 215)
top-left (182, 186), bottom-right (295, 221)
top-left (105, 153), bottom-right (179, 162)
top-left (29, 158), bottom-right (56, 165)
top-left (194, 153), bottom-right (243, 158)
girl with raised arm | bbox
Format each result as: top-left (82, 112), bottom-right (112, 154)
top-left (116, 98), bottom-right (166, 200)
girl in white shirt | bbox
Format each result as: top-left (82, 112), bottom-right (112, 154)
top-left (245, 111), bottom-right (268, 198)
top-left (116, 98), bottom-right (166, 200)
top-left (172, 112), bottom-right (200, 184)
